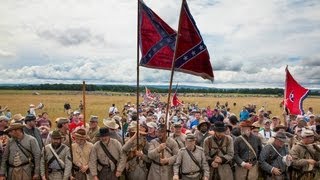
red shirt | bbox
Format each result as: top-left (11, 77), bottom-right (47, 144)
top-left (69, 121), bottom-right (84, 133)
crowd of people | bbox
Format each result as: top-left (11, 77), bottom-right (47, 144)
top-left (0, 100), bottom-right (319, 180)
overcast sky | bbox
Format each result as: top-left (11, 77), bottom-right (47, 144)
top-left (0, 0), bottom-right (319, 88)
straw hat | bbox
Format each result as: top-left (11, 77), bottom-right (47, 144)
top-left (103, 118), bottom-right (119, 129)
top-left (5, 123), bottom-right (25, 132)
top-left (12, 114), bottom-right (25, 122)
top-left (74, 128), bottom-right (87, 140)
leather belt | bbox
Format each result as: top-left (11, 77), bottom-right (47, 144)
top-left (8, 161), bottom-right (29, 168)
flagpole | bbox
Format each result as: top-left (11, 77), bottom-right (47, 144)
top-left (136, 0), bottom-right (141, 150)
top-left (82, 81), bottom-right (86, 128)
top-left (283, 65), bottom-right (288, 127)
top-left (164, 0), bottom-right (185, 136)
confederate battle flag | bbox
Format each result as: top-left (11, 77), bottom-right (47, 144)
top-left (138, 0), bottom-right (177, 70)
top-left (173, 0), bottom-right (214, 81)
top-left (284, 66), bottom-right (309, 115)
top-left (171, 92), bottom-right (183, 107)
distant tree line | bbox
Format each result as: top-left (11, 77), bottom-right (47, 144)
top-left (0, 83), bottom-right (319, 96)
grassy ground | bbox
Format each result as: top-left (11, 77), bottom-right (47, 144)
top-left (0, 90), bottom-right (319, 127)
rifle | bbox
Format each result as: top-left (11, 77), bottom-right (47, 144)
top-left (68, 131), bottom-right (75, 177)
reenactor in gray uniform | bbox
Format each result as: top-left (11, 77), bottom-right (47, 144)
top-left (0, 123), bottom-right (41, 180)
top-left (203, 121), bottom-right (234, 180)
top-left (147, 124), bottom-right (179, 180)
top-left (72, 128), bottom-right (93, 180)
top-left (290, 129), bottom-right (320, 180)
top-left (89, 127), bottom-right (126, 180)
top-left (233, 121), bottom-right (262, 180)
top-left (170, 121), bottom-right (186, 149)
top-left (122, 121), bottom-right (150, 180)
top-left (173, 133), bottom-right (210, 180)
top-left (46, 118), bottom-right (70, 147)
top-left (259, 132), bottom-right (292, 180)
top-left (40, 130), bottom-right (72, 180)
top-left (87, 116), bottom-right (100, 144)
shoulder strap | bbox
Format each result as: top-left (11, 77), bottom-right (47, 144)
top-left (48, 144), bottom-right (65, 169)
top-left (175, 138), bottom-right (182, 149)
top-left (100, 141), bottom-right (118, 166)
top-left (239, 135), bottom-right (257, 158)
top-left (47, 145), bottom-right (66, 165)
top-left (15, 140), bottom-right (33, 160)
top-left (186, 148), bottom-right (202, 171)
top-left (298, 144), bottom-right (315, 160)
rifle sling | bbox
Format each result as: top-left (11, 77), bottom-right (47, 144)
top-left (100, 141), bottom-right (118, 166)
top-left (186, 147), bottom-right (202, 172)
top-left (47, 145), bottom-right (65, 166)
top-left (15, 140), bottom-right (34, 163)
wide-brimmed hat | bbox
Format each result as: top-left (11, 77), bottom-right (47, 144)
top-left (12, 114), bottom-right (25, 122)
top-left (97, 127), bottom-right (110, 137)
top-left (273, 125), bottom-right (287, 132)
top-left (239, 121), bottom-right (254, 128)
top-left (74, 128), bottom-right (87, 140)
top-left (212, 121), bottom-right (226, 132)
top-left (197, 119), bottom-right (211, 130)
top-left (51, 130), bottom-right (64, 139)
top-left (103, 118), bottom-right (119, 129)
top-left (4, 123), bottom-right (25, 132)
top-left (147, 122), bottom-right (157, 129)
top-left (301, 129), bottom-right (314, 138)
top-left (273, 132), bottom-right (288, 142)
top-left (128, 121), bottom-right (147, 135)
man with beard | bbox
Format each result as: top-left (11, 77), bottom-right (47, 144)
top-left (40, 130), bottom-right (72, 180)
top-left (259, 132), bottom-right (292, 180)
top-left (0, 123), bottom-right (41, 180)
top-left (122, 121), bottom-right (149, 180)
top-left (195, 120), bottom-right (211, 147)
top-left (46, 118), bottom-right (70, 146)
top-left (174, 133), bottom-right (210, 180)
top-left (234, 121), bottom-right (262, 180)
top-left (203, 121), bottom-right (234, 180)
top-left (89, 127), bottom-right (126, 180)
top-left (170, 121), bottom-right (186, 149)
top-left (72, 128), bottom-right (93, 180)
top-left (290, 129), bottom-right (320, 179)
top-left (147, 124), bottom-right (179, 180)
top-left (23, 114), bottom-right (43, 149)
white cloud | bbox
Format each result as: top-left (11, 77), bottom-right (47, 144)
top-left (0, 0), bottom-right (319, 88)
